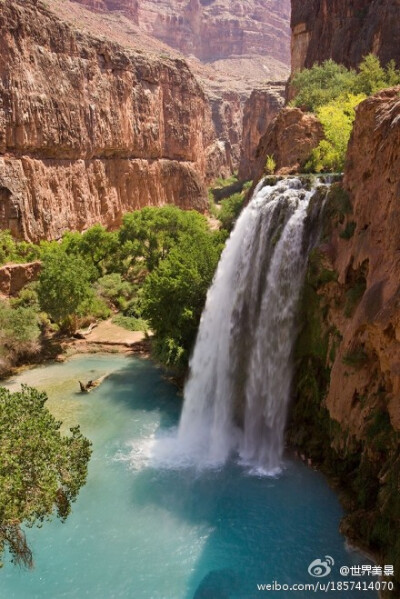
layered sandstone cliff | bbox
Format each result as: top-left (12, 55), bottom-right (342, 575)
top-left (245, 107), bottom-right (324, 182)
top-left (135, 0), bottom-right (291, 66)
top-left (291, 0), bottom-right (400, 73)
top-left (289, 88), bottom-right (400, 581)
top-left (238, 86), bottom-right (286, 182)
top-left (0, 0), bottom-right (216, 241)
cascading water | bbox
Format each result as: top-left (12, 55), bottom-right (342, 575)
top-left (177, 177), bottom-right (327, 474)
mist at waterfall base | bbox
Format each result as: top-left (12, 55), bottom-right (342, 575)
top-left (157, 177), bottom-right (321, 474)
top-left (1, 355), bottom-right (376, 599)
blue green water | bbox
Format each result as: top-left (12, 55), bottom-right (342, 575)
top-left (0, 355), bottom-right (377, 598)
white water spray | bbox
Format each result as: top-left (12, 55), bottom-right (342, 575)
top-left (175, 177), bottom-right (323, 473)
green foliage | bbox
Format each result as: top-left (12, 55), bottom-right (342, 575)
top-left (353, 54), bottom-right (400, 95)
top-left (291, 59), bottom-right (358, 112)
top-left (218, 192), bottom-right (246, 232)
top-left (212, 173), bottom-right (238, 189)
top-left (0, 385), bottom-right (91, 568)
top-left (119, 206), bottom-right (209, 273)
top-left (342, 348), bottom-right (368, 369)
top-left (141, 230), bottom-right (225, 370)
top-left (293, 55), bottom-right (400, 173)
top-left (0, 301), bottom-right (40, 367)
top-left (61, 225), bottom-right (119, 275)
top-left (0, 231), bottom-right (40, 266)
top-left (95, 273), bottom-right (136, 312)
top-left (38, 249), bottom-right (97, 332)
top-left (344, 277), bottom-right (366, 318)
top-left (305, 94), bottom-right (366, 172)
top-left (339, 220), bottom-right (357, 239)
top-left (112, 315), bottom-right (148, 332)
top-left (291, 55), bottom-right (400, 113)
top-left (264, 155), bottom-right (276, 175)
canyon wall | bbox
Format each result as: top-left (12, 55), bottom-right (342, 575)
top-left (0, 0), bottom-right (215, 241)
top-left (238, 86), bottom-right (285, 182)
top-left (289, 88), bottom-right (400, 583)
top-left (135, 0), bottom-right (291, 65)
top-left (291, 0), bottom-right (400, 73)
top-left (244, 106), bottom-right (323, 182)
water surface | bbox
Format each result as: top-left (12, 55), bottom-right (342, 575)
top-left (0, 355), bottom-right (376, 598)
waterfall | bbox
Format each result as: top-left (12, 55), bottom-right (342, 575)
top-left (176, 177), bottom-right (325, 474)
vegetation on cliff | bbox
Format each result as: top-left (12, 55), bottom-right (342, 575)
top-left (0, 386), bottom-right (91, 568)
top-left (0, 206), bottom-right (227, 374)
top-left (291, 55), bottom-right (400, 172)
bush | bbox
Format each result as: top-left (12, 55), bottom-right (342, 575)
top-left (112, 315), bottom-right (148, 332)
top-left (305, 94), bottom-right (366, 172)
top-left (291, 55), bottom-right (400, 113)
top-left (218, 192), bottom-right (246, 232)
top-left (291, 60), bottom-right (358, 112)
top-left (0, 231), bottom-right (40, 266)
top-left (0, 301), bottom-right (41, 367)
top-left (264, 155), bottom-right (276, 175)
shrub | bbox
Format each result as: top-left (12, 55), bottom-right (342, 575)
top-left (0, 301), bottom-right (41, 366)
top-left (305, 93), bottom-right (366, 172)
top-left (218, 192), bottom-right (246, 232)
top-left (264, 155), bottom-right (276, 175)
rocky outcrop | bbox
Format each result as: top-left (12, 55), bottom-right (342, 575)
top-left (250, 107), bottom-right (324, 182)
top-left (289, 88), bottom-right (400, 585)
top-left (291, 0), bottom-right (400, 73)
top-left (238, 87), bottom-right (286, 182)
top-left (0, 0), bottom-right (214, 241)
top-left (0, 261), bottom-right (41, 296)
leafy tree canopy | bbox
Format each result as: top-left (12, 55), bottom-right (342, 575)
top-left (119, 206), bottom-right (209, 272)
top-left (0, 386), bottom-right (91, 568)
top-left (38, 249), bottom-right (98, 332)
top-left (305, 93), bottom-right (366, 172)
top-left (141, 229), bottom-right (226, 369)
top-left (291, 55), bottom-right (400, 112)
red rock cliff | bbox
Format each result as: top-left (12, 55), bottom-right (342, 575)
top-left (136, 0), bottom-right (291, 66)
top-left (291, 0), bottom-right (400, 73)
top-left (0, 0), bottom-right (215, 241)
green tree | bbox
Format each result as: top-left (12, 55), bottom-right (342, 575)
top-left (61, 225), bottom-right (119, 275)
top-left (354, 54), bottom-right (389, 94)
top-left (119, 206), bottom-right (209, 273)
top-left (291, 60), bottom-right (357, 111)
top-left (305, 93), bottom-right (366, 172)
top-left (0, 385), bottom-right (91, 568)
top-left (141, 230), bottom-right (225, 369)
top-left (38, 250), bottom-right (96, 332)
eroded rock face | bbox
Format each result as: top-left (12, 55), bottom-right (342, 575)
top-left (109, 0), bottom-right (291, 66)
top-left (0, 261), bottom-right (41, 296)
top-left (291, 0), bottom-right (400, 73)
top-left (238, 87), bottom-right (286, 182)
top-left (289, 88), bottom-right (400, 578)
top-left (0, 0), bottom-right (213, 240)
top-left (250, 107), bottom-right (324, 181)
top-left (327, 87), bottom-right (400, 432)
top-left (77, 0), bottom-right (138, 20)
